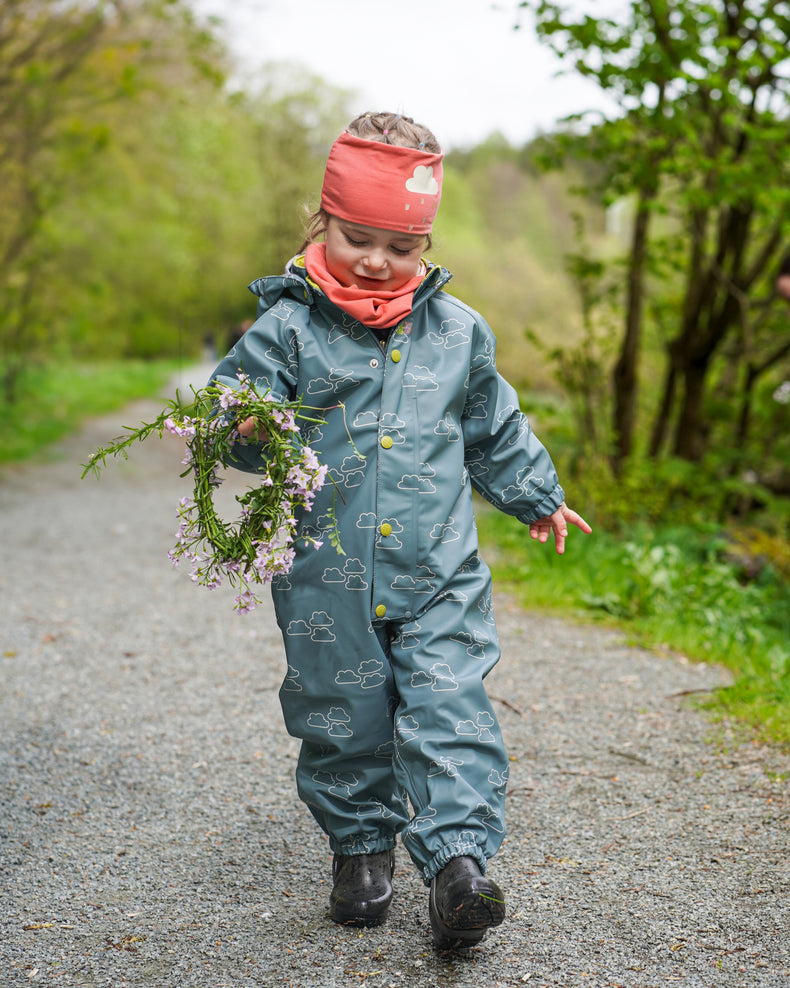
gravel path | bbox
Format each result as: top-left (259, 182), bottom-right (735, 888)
top-left (2, 371), bottom-right (789, 987)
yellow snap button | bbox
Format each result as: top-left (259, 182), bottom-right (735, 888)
top-left (380, 435), bottom-right (393, 449)
top-left (380, 522), bottom-right (392, 537)
top-left (375, 604), bottom-right (387, 618)
top-left (391, 349), bottom-right (401, 363)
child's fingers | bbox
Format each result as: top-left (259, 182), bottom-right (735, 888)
top-left (553, 521), bottom-right (568, 554)
top-left (530, 506), bottom-right (589, 554)
top-left (236, 417), bottom-right (269, 442)
top-left (565, 507), bottom-right (592, 534)
top-left (529, 523), bottom-right (554, 545)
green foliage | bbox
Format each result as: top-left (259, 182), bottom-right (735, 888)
top-left (0, 0), bottom-right (351, 396)
top-left (519, 0), bottom-right (790, 472)
top-left (433, 140), bottom-right (609, 387)
top-left (0, 1), bottom-right (607, 402)
top-left (530, 401), bottom-right (790, 547)
top-left (477, 504), bottom-right (790, 745)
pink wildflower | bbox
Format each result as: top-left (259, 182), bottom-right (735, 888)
top-left (164, 417), bottom-right (197, 439)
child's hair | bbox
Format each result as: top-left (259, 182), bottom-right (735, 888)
top-left (346, 111), bottom-right (442, 153)
top-left (300, 111), bottom-right (442, 251)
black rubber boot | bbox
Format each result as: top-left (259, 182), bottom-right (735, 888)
top-left (429, 856), bottom-right (506, 949)
top-left (329, 850), bottom-right (396, 927)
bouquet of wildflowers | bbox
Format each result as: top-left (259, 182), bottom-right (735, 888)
top-left (83, 372), bottom-right (335, 613)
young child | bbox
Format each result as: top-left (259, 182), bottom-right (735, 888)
top-left (211, 111), bottom-right (591, 949)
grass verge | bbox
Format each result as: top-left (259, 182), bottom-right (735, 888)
top-left (477, 504), bottom-right (790, 749)
top-left (0, 359), bottom-right (181, 464)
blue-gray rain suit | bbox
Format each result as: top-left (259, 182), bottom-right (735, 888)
top-left (211, 257), bottom-right (565, 883)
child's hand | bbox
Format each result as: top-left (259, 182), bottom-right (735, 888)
top-left (529, 503), bottom-right (592, 554)
top-left (237, 417), bottom-right (269, 443)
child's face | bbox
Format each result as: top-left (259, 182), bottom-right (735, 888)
top-left (324, 216), bottom-right (424, 292)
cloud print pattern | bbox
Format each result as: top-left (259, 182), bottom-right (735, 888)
top-left (211, 256), bottom-right (565, 882)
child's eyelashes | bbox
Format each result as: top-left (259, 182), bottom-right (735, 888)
top-left (343, 233), bottom-right (418, 255)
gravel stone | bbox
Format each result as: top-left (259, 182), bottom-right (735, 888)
top-left (1, 370), bottom-right (789, 986)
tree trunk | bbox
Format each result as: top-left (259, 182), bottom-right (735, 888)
top-left (611, 194), bottom-right (652, 474)
top-left (667, 197), bottom-right (765, 462)
top-left (649, 350), bottom-right (679, 457)
top-left (735, 365), bottom-right (756, 450)
top-left (672, 358), bottom-right (710, 461)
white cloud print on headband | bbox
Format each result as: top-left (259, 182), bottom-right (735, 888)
top-left (406, 164), bottom-right (440, 195)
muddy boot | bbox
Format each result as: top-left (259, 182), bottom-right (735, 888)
top-left (429, 856), bottom-right (505, 949)
top-left (329, 850), bottom-right (396, 927)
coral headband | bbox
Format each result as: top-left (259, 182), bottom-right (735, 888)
top-left (320, 131), bottom-right (443, 235)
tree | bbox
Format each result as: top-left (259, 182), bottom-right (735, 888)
top-left (0, 0), bottom-right (351, 389)
top-left (519, 0), bottom-right (790, 472)
top-left (0, 0), bottom-right (114, 398)
top-left (0, 0), bottom-right (213, 395)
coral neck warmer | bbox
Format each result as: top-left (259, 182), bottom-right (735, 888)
top-left (304, 243), bottom-right (425, 329)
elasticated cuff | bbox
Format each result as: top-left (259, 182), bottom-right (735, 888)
top-left (330, 835), bottom-right (397, 857)
top-left (422, 839), bottom-right (487, 885)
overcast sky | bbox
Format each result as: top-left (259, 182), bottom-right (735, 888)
top-left (190, 0), bottom-right (621, 149)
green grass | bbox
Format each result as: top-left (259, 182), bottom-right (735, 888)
top-left (0, 359), bottom-right (181, 464)
top-left (477, 504), bottom-right (790, 748)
